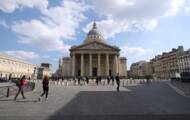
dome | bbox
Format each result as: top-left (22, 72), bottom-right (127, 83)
top-left (84, 22), bottom-right (105, 44)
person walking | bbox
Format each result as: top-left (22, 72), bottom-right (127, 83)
top-left (73, 76), bottom-right (76, 85)
top-left (107, 76), bottom-right (110, 85)
top-left (86, 76), bottom-right (89, 84)
top-left (78, 76), bottom-right (81, 85)
top-left (111, 76), bottom-right (114, 85)
top-left (14, 75), bottom-right (27, 101)
top-left (96, 76), bottom-right (99, 85)
top-left (115, 73), bottom-right (120, 92)
top-left (99, 76), bottom-right (102, 85)
top-left (39, 75), bottom-right (49, 101)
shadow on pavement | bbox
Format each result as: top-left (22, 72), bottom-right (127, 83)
top-left (46, 84), bottom-right (190, 120)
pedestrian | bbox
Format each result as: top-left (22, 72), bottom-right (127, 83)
top-left (78, 76), bottom-right (81, 85)
top-left (115, 73), bottom-right (120, 92)
top-left (111, 76), bottom-right (114, 85)
top-left (73, 76), bottom-right (76, 85)
top-left (81, 76), bottom-right (84, 85)
top-left (146, 75), bottom-right (150, 84)
top-left (96, 76), bottom-right (99, 85)
top-left (99, 76), bottom-right (102, 85)
top-left (107, 76), bottom-right (110, 85)
top-left (39, 75), bottom-right (49, 101)
top-left (14, 75), bottom-right (27, 101)
top-left (62, 76), bottom-right (64, 82)
top-left (86, 76), bottom-right (89, 84)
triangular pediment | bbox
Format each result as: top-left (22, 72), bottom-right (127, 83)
top-left (70, 41), bottom-right (119, 51)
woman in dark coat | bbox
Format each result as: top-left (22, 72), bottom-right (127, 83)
top-left (39, 75), bottom-right (49, 101)
top-left (115, 73), bottom-right (120, 92)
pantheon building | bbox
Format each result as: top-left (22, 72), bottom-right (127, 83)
top-left (57, 22), bottom-right (127, 78)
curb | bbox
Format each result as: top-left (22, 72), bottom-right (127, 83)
top-left (167, 82), bottom-right (190, 99)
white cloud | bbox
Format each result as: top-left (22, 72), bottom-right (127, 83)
top-left (42, 55), bottom-right (50, 59)
top-left (185, 6), bottom-right (190, 13)
top-left (83, 19), bottom-right (130, 39)
top-left (0, 0), bottom-right (48, 13)
top-left (41, 0), bottom-right (88, 39)
top-left (92, 0), bottom-right (184, 19)
top-left (121, 46), bottom-right (153, 57)
top-left (185, 3), bottom-right (190, 15)
top-left (2, 50), bottom-right (39, 61)
top-left (84, 19), bottom-right (158, 39)
top-left (0, 19), bottom-right (8, 28)
top-left (85, 0), bottom-right (184, 38)
top-left (11, 0), bottom-right (88, 53)
top-left (12, 20), bottom-right (70, 52)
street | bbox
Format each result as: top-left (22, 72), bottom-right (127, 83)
top-left (0, 81), bottom-right (190, 120)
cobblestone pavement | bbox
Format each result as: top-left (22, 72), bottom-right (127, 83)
top-left (0, 81), bottom-right (190, 120)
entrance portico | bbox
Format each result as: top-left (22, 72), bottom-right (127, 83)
top-left (71, 51), bottom-right (119, 77)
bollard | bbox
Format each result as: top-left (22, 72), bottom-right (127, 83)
top-left (6, 87), bottom-right (10, 98)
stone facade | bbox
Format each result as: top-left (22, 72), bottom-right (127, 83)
top-left (0, 54), bottom-right (37, 79)
top-left (141, 61), bottom-right (154, 76)
top-left (178, 49), bottom-right (190, 73)
top-left (37, 63), bottom-right (52, 79)
top-left (130, 61), bottom-right (146, 78)
top-left (130, 46), bottom-right (188, 80)
top-left (152, 46), bottom-right (184, 79)
top-left (57, 22), bottom-right (127, 78)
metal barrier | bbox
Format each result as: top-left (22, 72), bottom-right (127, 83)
top-left (0, 82), bottom-right (16, 98)
top-left (0, 81), bottom-right (35, 98)
top-left (33, 79), bottom-right (160, 87)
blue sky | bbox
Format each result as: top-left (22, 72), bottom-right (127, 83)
top-left (0, 0), bottom-right (190, 72)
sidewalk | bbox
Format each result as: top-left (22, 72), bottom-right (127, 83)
top-left (170, 80), bottom-right (190, 97)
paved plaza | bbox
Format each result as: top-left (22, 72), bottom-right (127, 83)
top-left (0, 81), bottom-right (190, 120)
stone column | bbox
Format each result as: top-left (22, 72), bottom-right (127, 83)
top-left (115, 54), bottom-right (119, 75)
top-left (118, 56), bottom-right (120, 75)
top-left (89, 54), bottom-right (92, 76)
top-left (81, 54), bottom-right (84, 76)
top-left (72, 54), bottom-right (75, 76)
top-left (106, 54), bottom-right (109, 76)
top-left (98, 54), bottom-right (101, 76)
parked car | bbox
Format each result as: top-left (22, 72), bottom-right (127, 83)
top-left (180, 72), bottom-right (190, 82)
top-left (170, 73), bottom-right (181, 81)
